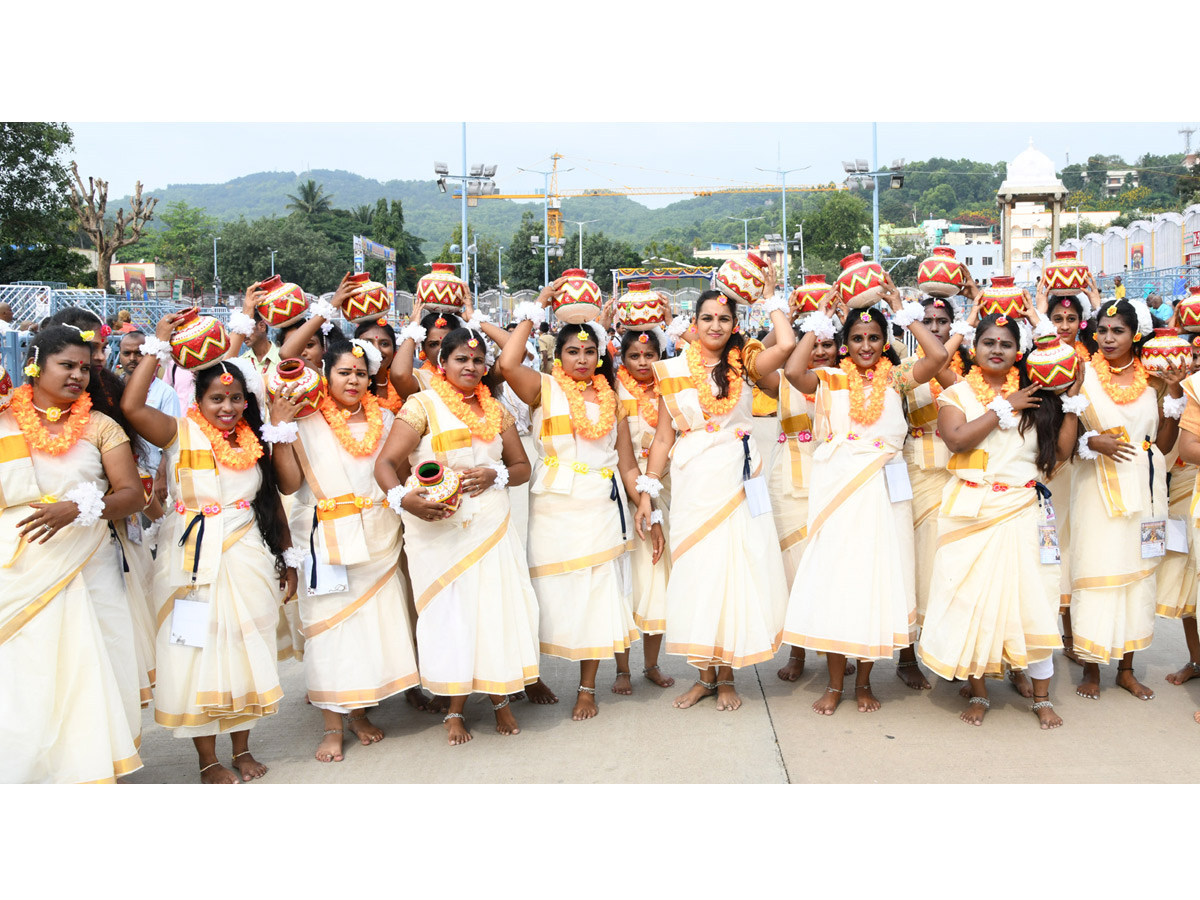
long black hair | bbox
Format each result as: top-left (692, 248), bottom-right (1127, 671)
top-left (46, 307), bottom-right (131, 436)
top-left (439, 326), bottom-right (505, 394)
top-left (972, 313), bottom-right (1064, 479)
top-left (1096, 298), bottom-right (1149, 357)
top-left (554, 321), bottom-right (615, 389)
top-left (194, 361), bottom-right (289, 575)
top-left (836, 305), bottom-right (902, 367)
top-left (921, 296), bottom-right (973, 373)
top-left (695, 289), bottom-right (745, 398)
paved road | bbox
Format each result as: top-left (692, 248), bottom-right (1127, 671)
top-left (125, 425), bottom-right (1200, 784)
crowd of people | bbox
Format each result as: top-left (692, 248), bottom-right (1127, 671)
top-left (3, 261), bottom-right (1200, 786)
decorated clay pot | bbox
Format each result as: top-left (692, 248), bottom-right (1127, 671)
top-left (616, 280), bottom-right (667, 330)
top-left (0, 364), bottom-right (12, 412)
top-left (917, 247), bottom-right (964, 298)
top-left (255, 274), bottom-right (308, 327)
top-left (415, 263), bottom-right (467, 315)
top-left (789, 274), bottom-right (833, 320)
top-left (170, 307), bottom-right (231, 370)
top-left (1141, 328), bottom-right (1192, 374)
top-left (404, 461), bottom-right (461, 514)
top-left (1025, 335), bottom-right (1080, 393)
top-left (266, 357), bottom-right (326, 418)
top-left (835, 253), bottom-right (887, 309)
top-left (713, 252), bottom-right (770, 304)
top-left (343, 272), bottom-right (392, 324)
top-left (978, 275), bottom-right (1027, 320)
top-left (1042, 251), bottom-right (1090, 298)
top-left (1176, 286), bottom-right (1200, 333)
top-left (554, 268), bottom-right (604, 324)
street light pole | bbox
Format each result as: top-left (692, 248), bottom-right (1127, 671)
top-left (212, 236), bottom-right (220, 303)
top-left (269, 247), bottom-right (277, 277)
top-left (1072, 204), bottom-right (1080, 242)
top-left (872, 122), bottom-right (880, 265)
top-left (564, 219), bottom-right (599, 269)
top-left (498, 246), bottom-right (504, 320)
top-left (727, 215), bottom-right (764, 252)
top-left (755, 163), bottom-right (810, 293)
top-left (518, 163), bottom-right (574, 287)
top-left (460, 122), bottom-right (469, 289)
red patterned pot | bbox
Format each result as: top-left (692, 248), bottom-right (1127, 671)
top-left (1176, 286), bottom-right (1200, 333)
top-left (405, 461), bottom-right (461, 513)
top-left (255, 275), bottom-right (308, 327)
top-left (917, 247), bottom-right (964, 298)
top-left (554, 268), bottom-right (604, 324)
top-left (1141, 328), bottom-right (1192, 374)
top-left (343, 272), bottom-right (392, 324)
top-left (1025, 335), bottom-right (1080, 392)
top-left (415, 263), bottom-right (467, 315)
top-left (713, 252), bottom-right (770, 304)
top-left (1042, 251), bottom-right (1090, 297)
top-left (266, 357), bottom-right (326, 418)
top-left (835, 253), bottom-right (887, 309)
top-left (979, 275), bottom-right (1027, 320)
top-left (616, 280), bottom-right (666, 330)
top-left (0, 364), bottom-right (12, 412)
top-left (170, 307), bottom-right (231, 370)
top-left (789, 274), bottom-right (832, 320)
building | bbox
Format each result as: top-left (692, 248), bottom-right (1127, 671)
top-left (1008, 206), bottom-right (1119, 280)
top-left (1082, 168), bottom-right (1140, 196)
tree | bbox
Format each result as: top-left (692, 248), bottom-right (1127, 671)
top-left (796, 191), bottom-right (872, 265)
top-left (151, 201), bottom-right (220, 289)
top-left (216, 216), bottom-right (347, 297)
top-left (350, 204), bottom-right (374, 230)
top-left (504, 211), bottom-right (550, 291)
top-left (918, 183), bottom-right (959, 219)
top-left (0, 122), bottom-right (74, 246)
top-left (0, 244), bottom-right (94, 287)
top-left (285, 179), bottom-right (334, 217)
top-left (67, 161), bottom-right (158, 291)
top-left (368, 198), bottom-right (424, 293)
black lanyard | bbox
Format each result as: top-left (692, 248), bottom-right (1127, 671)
top-left (609, 473), bottom-right (627, 541)
top-left (741, 433), bottom-right (752, 482)
top-left (177, 512), bottom-right (206, 585)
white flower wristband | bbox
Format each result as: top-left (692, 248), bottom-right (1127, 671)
top-left (260, 421), bottom-right (299, 444)
top-left (635, 475), bottom-right (663, 498)
top-left (1077, 430), bottom-right (1100, 460)
top-left (890, 300), bottom-right (926, 330)
top-left (386, 484), bottom-right (410, 513)
top-left (1163, 395), bottom-right (1187, 420)
top-left (63, 481), bottom-right (106, 528)
top-left (666, 315), bottom-right (693, 340)
top-left (139, 335), bottom-right (171, 362)
top-left (762, 294), bottom-right (789, 316)
top-left (987, 396), bottom-right (1019, 431)
top-left (282, 547), bottom-right (307, 568)
top-left (226, 309), bottom-right (256, 337)
top-left (398, 322), bottom-right (427, 345)
top-left (949, 320), bottom-right (976, 343)
top-left (1060, 394), bottom-right (1090, 416)
top-left (487, 460), bottom-right (509, 491)
top-left (649, 510), bottom-right (664, 525)
top-left (307, 299), bottom-right (338, 335)
top-left (799, 311), bottom-right (836, 343)
top-left (513, 301), bottom-right (546, 327)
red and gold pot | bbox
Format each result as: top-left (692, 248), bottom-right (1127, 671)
top-left (170, 307), bottom-right (231, 370)
top-left (789, 274), bottom-right (832, 320)
top-left (0, 364), bottom-right (12, 412)
top-left (554, 268), bottom-right (604, 324)
top-left (1042, 251), bottom-right (1090, 298)
top-left (917, 247), bottom-right (964, 298)
top-left (415, 263), bottom-right (467, 315)
top-left (1025, 335), bottom-right (1080, 393)
top-left (1176, 285), bottom-right (1200, 333)
top-left (404, 461), bottom-right (461, 514)
top-left (1141, 328), bottom-right (1192, 374)
top-left (616, 280), bottom-right (666, 330)
top-left (978, 275), bottom-right (1027, 320)
top-left (266, 357), bottom-right (326, 418)
top-left (835, 253), bottom-right (887, 309)
top-left (713, 252), bottom-right (770, 304)
top-left (255, 275), bottom-right (308, 327)
top-left (343, 272), bottom-right (392, 324)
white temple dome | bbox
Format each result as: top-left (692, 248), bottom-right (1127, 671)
top-left (997, 139), bottom-right (1067, 200)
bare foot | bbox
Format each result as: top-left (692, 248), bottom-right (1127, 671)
top-left (1194, 710), bottom-right (1200, 724)
top-left (716, 682), bottom-right (742, 711)
top-left (845, 660), bottom-right (856, 676)
top-left (524, 678), bottom-right (559, 704)
top-left (855, 683), bottom-right (881, 713)
top-left (812, 686), bottom-right (842, 716)
top-left (315, 729), bottom-right (344, 762)
top-left (200, 762), bottom-right (240, 784)
top-left (643, 665), bottom-right (675, 688)
top-left (673, 680), bottom-right (716, 709)
top-left (494, 704), bottom-right (520, 736)
top-left (1165, 661), bottom-right (1200, 685)
top-left (572, 689), bottom-right (598, 721)
top-left (612, 671), bottom-right (633, 695)
top-left (444, 714), bottom-right (471, 745)
top-left (960, 697), bottom-right (989, 726)
top-left (1033, 701), bottom-right (1063, 730)
top-left (1115, 667), bottom-right (1155, 700)
top-left (777, 653), bottom-right (805, 682)
top-left (346, 713), bottom-right (384, 746)
top-left (1062, 638), bottom-right (1084, 666)
top-left (1008, 669), bottom-right (1033, 699)
top-left (231, 752), bottom-right (267, 782)
top-left (1077, 663), bottom-right (1101, 700)
top-left (405, 688), bottom-right (432, 712)
top-left (959, 682), bottom-right (971, 699)
top-left (896, 663), bottom-right (931, 690)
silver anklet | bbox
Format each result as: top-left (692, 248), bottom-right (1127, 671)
top-left (492, 697), bottom-right (510, 712)
top-left (825, 686), bottom-right (843, 694)
top-left (1031, 700), bottom-right (1054, 711)
top-left (577, 685), bottom-right (596, 694)
top-left (716, 680), bottom-right (736, 687)
top-left (443, 712), bottom-right (465, 722)
top-left (968, 696), bottom-right (990, 708)
top-left (697, 679), bottom-right (717, 691)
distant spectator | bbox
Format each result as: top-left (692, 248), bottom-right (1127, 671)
top-left (0, 302), bottom-right (14, 332)
top-left (116, 309), bottom-right (137, 333)
top-left (536, 320), bottom-right (555, 373)
top-left (1146, 292), bottom-right (1172, 326)
top-left (1113, 275), bottom-right (1125, 300)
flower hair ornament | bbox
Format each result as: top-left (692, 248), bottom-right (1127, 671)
top-left (1127, 299), bottom-right (1153, 342)
top-left (637, 334), bottom-right (649, 344)
top-left (63, 323), bottom-right (96, 343)
top-left (579, 321), bottom-right (609, 356)
top-left (349, 338), bottom-right (383, 375)
top-left (219, 372), bottom-right (235, 385)
top-left (435, 316), bottom-right (448, 329)
top-left (24, 346), bottom-right (40, 378)
top-left (376, 316), bottom-right (388, 327)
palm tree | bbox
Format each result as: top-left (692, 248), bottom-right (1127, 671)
top-left (286, 179), bottom-right (334, 216)
top-left (350, 204), bottom-right (375, 230)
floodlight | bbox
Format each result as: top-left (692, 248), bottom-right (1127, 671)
top-left (437, 178), bottom-right (447, 193)
top-left (841, 161), bottom-right (856, 173)
top-left (469, 164), bottom-right (483, 177)
top-left (855, 159), bottom-right (869, 172)
top-left (450, 244), bottom-right (460, 253)
top-left (434, 162), bottom-right (449, 175)
top-left (530, 235), bottom-right (539, 244)
top-left (892, 158), bottom-right (905, 169)
top-left (482, 165), bottom-right (497, 177)
top-left (890, 174), bottom-right (905, 189)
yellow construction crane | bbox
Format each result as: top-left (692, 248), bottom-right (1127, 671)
top-left (456, 152), bottom-right (845, 242)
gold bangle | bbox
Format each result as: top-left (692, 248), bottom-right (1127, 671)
top-left (646, 471), bottom-right (662, 479)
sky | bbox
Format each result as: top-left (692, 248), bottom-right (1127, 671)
top-left (67, 121), bottom-right (1198, 211)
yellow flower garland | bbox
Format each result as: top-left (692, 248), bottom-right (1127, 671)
top-left (964, 366), bottom-right (1020, 406)
top-left (187, 405), bottom-right (263, 470)
top-left (840, 358), bottom-right (894, 426)
top-left (11, 384), bottom-right (91, 456)
top-left (1091, 354), bottom-right (1148, 405)
top-left (616, 365), bottom-right (658, 428)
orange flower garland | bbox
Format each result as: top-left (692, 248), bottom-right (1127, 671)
top-left (319, 392), bottom-right (384, 457)
top-left (965, 366), bottom-right (1020, 406)
top-left (916, 346), bottom-right (964, 399)
top-left (616, 365), bottom-right (658, 428)
top-left (1091, 354), bottom-right (1149, 405)
top-left (430, 371), bottom-right (504, 442)
top-left (685, 339), bottom-right (742, 418)
top-left (378, 379), bottom-right (404, 414)
top-left (187, 405), bottom-right (263, 470)
top-left (1074, 341), bottom-right (1091, 362)
top-left (11, 384), bottom-right (92, 456)
top-left (551, 363), bottom-right (617, 440)
top-left (840, 358), bottom-right (894, 426)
